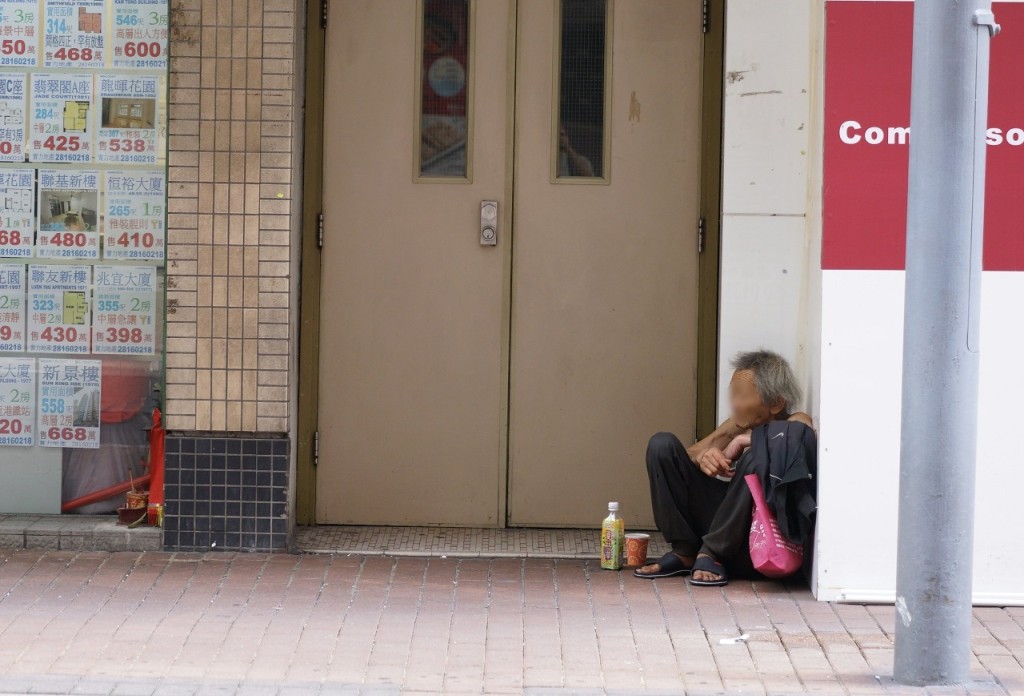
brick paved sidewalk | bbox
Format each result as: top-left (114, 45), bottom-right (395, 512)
top-left (0, 551), bottom-right (1019, 696)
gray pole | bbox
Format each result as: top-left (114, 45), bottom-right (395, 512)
top-left (894, 0), bottom-right (998, 686)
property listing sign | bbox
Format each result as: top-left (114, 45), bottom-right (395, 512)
top-left (37, 357), bottom-right (100, 448)
top-left (28, 264), bottom-right (90, 353)
top-left (37, 169), bottom-right (99, 258)
top-left (97, 74), bottom-right (158, 164)
top-left (112, 0), bottom-right (168, 70)
top-left (0, 1), bottom-right (40, 68)
top-left (43, 0), bottom-right (105, 69)
top-left (0, 169), bottom-right (34, 257)
top-left (92, 264), bottom-right (155, 355)
top-left (0, 73), bottom-right (27, 161)
top-left (104, 169), bottom-right (164, 260)
top-left (29, 73), bottom-right (93, 162)
top-left (0, 264), bottom-right (25, 351)
top-left (0, 357), bottom-right (34, 446)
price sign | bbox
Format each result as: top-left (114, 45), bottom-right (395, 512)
top-left (28, 264), bottom-right (91, 354)
top-left (97, 75), bottom-right (158, 164)
top-left (113, 0), bottom-right (168, 70)
top-left (0, 169), bottom-right (34, 257)
top-left (37, 169), bottom-right (99, 259)
top-left (43, 0), bottom-right (105, 69)
top-left (0, 1), bottom-right (40, 67)
top-left (92, 265), bottom-right (156, 355)
top-left (0, 264), bottom-right (26, 351)
top-left (0, 357), bottom-right (34, 447)
top-left (29, 73), bottom-right (93, 163)
top-left (0, 73), bottom-right (26, 162)
top-left (37, 358), bottom-right (100, 449)
top-left (104, 170), bottom-right (164, 260)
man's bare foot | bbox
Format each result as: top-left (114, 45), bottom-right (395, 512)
top-left (691, 553), bottom-right (726, 584)
top-left (634, 551), bottom-right (694, 577)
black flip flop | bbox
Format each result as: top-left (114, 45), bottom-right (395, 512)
top-left (632, 551), bottom-right (691, 579)
top-left (688, 555), bottom-right (729, 586)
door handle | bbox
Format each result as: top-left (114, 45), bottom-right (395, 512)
top-left (480, 200), bottom-right (497, 246)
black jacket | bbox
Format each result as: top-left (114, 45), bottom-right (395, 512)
top-left (745, 420), bottom-right (818, 545)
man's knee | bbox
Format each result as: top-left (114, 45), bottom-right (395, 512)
top-left (647, 432), bottom-right (681, 463)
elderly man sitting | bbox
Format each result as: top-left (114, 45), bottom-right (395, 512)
top-left (634, 349), bottom-right (814, 586)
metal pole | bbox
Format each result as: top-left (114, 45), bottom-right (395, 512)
top-left (894, 0), bottom-right (998, 686)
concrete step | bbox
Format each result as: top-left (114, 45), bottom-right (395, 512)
top-left (0, 514), bottom-right (162, 552)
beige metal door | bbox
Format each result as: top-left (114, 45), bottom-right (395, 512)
top-left (317, 0), bottom-right (513, 525)
top-left (508, 1), bottom-right (702, 527)
top-left (318, 0), bottom-right (701, 528)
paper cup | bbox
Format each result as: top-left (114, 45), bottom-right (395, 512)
top-left (625, 533), bottom-right (650, 567)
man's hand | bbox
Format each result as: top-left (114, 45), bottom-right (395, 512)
top-left (696, 447), bottom-right (733, 478)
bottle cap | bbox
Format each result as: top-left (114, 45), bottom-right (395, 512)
top-left (608, 501), bottom-right (619, 511)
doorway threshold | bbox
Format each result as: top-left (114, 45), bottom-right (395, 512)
top-left (296, 525), bottom-right (670, 559)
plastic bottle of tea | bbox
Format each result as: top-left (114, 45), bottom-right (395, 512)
top-left (600, 501), bottom-right (624, 570)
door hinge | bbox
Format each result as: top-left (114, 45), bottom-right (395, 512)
top-left (698, 217), bottom-right (706, 254)
top-left (702, 0), bottom-right (710, 34)
top-left (320, 0), bottom-right (329, 29)
top-left (317, 212), bottom-right (324, 250)
top-left (313, 430), bottom-right (320, 467)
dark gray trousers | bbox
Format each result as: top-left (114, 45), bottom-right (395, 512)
top-left (645, 431), bottom-right (760, 578)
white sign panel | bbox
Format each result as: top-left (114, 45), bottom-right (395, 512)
top-left (0, 263), bottom-right (26, 351)
top-left (0, 357), bottom-right (34, 446)
top-left (104, 170), bottom-right (164, 260)
top-left (97, 75), bottom-right (158, 164)
top-left (112, 0), bottom-right (168, 70)
top-left (28, 264), bottom-right (90, 353)
top-left (29, 73), bottom-right (93, 163)
top-left (0, 73), bottom-right (27, 162)
top-left (37, 169), bottom-right (99, 259)
top-left (0, 1), bottom-right (40, 68)
top-left (43, 0), bottom-right (105, 69)
top-left (0, 169), bottom-right (33, 257)
top-left (92, 265), bottom-right (155, 355)
top-left (38, 358), bottom-right (100, 449)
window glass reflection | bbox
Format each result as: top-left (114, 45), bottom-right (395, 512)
top-left (419, 0), bottom-right (470, 178)
top-left (557, 0), bottom-right (607, 179)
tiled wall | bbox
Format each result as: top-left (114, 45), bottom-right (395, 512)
top-left (164, 0), bottom-right (298, 433)
top-left (163, 434), bottom-right (290, 551)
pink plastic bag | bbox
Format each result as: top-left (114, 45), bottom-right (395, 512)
top-left (745, 474), bottom-right (804, 578)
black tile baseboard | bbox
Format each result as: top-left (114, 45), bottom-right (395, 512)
top-left (163, 433), bottom-right (290, 551)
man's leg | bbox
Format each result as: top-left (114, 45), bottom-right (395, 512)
top-left (638, 432), bottom-right (728, 574)
top-left (694, 454), bottom-right (759, 581)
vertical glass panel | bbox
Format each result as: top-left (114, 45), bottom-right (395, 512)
top-left (556, 0), bottom-right (608, 180)
top-left (0, 0), bottom-right (169, 515)
top-left (418, 0), bottom-right (471, 178)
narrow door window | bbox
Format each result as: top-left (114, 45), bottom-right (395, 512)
top-left (416, 0), bottom-right (473, 180)
top-left (554, 0), bottom-right (611, 182)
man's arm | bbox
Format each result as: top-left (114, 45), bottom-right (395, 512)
top-left (686, 418), bottom-right (747, 464)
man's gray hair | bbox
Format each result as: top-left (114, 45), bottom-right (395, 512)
top-left (730, 349), bottom-right (802, 412)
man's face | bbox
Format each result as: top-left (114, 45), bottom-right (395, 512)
top-left (729, 369), bottom-right (777, 429)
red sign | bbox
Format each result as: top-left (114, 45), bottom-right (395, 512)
top-left (824, 1), bottom-right (1024, 271)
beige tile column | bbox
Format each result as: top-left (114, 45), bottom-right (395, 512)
top-left (164, 0), bottom-right (299, 433)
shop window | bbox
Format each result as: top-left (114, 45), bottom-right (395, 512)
top-left (0, 0), bottom-right (170, 515)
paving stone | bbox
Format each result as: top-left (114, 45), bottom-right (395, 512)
top-left (22, 532), bottom-right (60, 550)
top-left (0, 533), bottom-right (24, 549)
top-left (0, 549), bottom-right (1016, 695)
